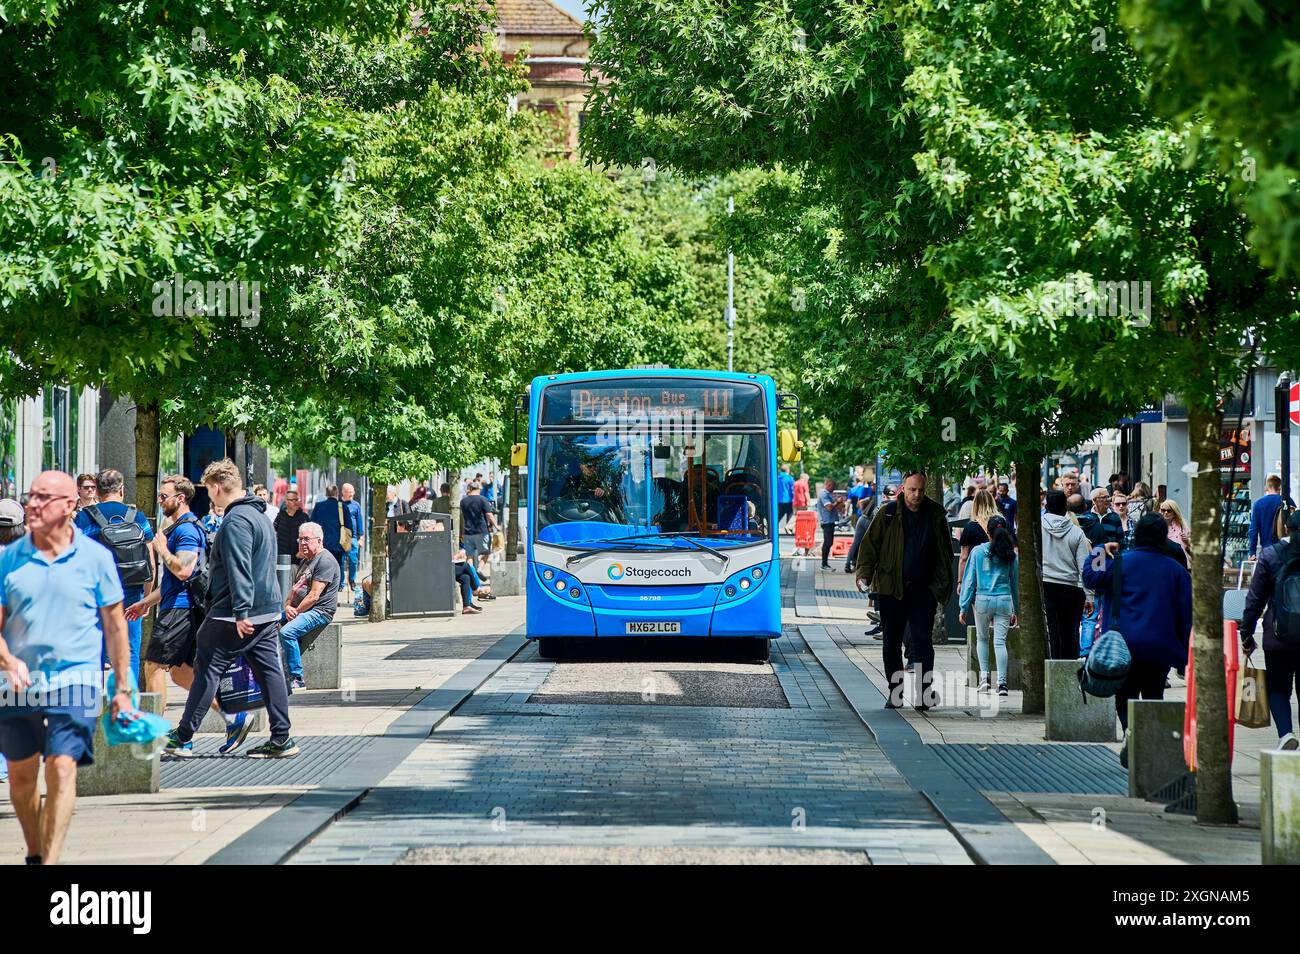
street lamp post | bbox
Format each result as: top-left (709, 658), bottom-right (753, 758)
top-left (1276, 374), bottom-right (1292, 504)
top-left (726, 196), bottom-right (735, 373)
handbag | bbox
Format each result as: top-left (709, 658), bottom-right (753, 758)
top-left (337, 499), bottom-right (354, 552)
top-left (1223, 559), bottom-right (1252, 623)
top-left (216, 656), bottom-right (265, 713)
top-left (1235, 654), bottom-right (1271, 728)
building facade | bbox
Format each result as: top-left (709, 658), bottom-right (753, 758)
top-left (495, 0), bottom-right (598, 160)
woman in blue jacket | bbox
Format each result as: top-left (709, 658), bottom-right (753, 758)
top-left (959, 514), bottom-right (1020, 696)
top-left (1083, 513), bottom-right (1192, 733)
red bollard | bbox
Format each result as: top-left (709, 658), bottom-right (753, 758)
top-left (1183, 620), bottom-right (1240, 772)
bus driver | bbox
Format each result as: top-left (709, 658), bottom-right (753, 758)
top-left (563, 460), bottom-right (626, 522)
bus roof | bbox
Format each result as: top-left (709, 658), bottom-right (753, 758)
top-left (530, 369), bottom-right (778, 390)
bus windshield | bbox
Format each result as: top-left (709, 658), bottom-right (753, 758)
top-left (535, 430), bottom-right (770, 548)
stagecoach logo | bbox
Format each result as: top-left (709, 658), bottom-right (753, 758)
top-left (605, 562), bottom-right (692, 580)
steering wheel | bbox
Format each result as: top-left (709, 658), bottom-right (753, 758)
top-left (547, 495), bottom-right (612, 522)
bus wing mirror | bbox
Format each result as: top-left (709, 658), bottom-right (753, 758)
top-left (510, 443), bottom-right (528, 468)
top-left (778, 428), bottom-right (802, 463)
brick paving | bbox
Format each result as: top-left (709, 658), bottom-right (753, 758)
top-left (290, 629), bottom-right (974, 864)
top-left (811, 558), bottom-right (1273, 865)
top-left (4, 531), bottom-right (1272, 865)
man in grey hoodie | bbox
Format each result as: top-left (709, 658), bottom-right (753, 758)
top-left (1040, 490), bottom-right (1093, 659)
top-left (165, 459), bottom-right (297, 759)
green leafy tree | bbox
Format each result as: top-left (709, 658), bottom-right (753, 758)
top-left (1122, 0), bottom-right (1300, 276)
top-left (901, 0), bottom-right (1300, 821)
top-left (0, 0), bottom-right (498, 505)
top-left (583, 2), bottom-right (1149, 704)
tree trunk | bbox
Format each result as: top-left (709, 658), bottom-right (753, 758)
top-left (506, 462), bottom-right (521, 562)
top-left (448, 468), bottom-right (462, 543)
top-left (925, 470), bottom-right (948, 643)
top-left (133, 401), bottom-right (160, 513)
top-left (1016, 455), bottom-right (1047, 713)
top-left (1188, 401), bottom-right (1236, 823)
top-left (369, 481), bottom-right (388, 622)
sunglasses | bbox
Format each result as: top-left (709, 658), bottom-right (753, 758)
top-left (26, 492), bottom-right (72, 505)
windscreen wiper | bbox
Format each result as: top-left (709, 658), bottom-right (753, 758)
top-left (563, 531), bottom-right (730, 568)
top-left (564, 538), bottom-right (676, 568)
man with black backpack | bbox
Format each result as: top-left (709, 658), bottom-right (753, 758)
top-left (1240, 509), bottom-right (1300, 751)
top-left (74, 469), bottom-right (156, 687)
top-left (128, 475), bottom-right (254, 755)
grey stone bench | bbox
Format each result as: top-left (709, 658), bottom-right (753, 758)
top-left (1262, 750), bottom-right (1300, 864)
top-left (1044, 658), bottom-right (1117, 742)
top-left (79, 692), bottom-right (164, 796)
top-left (298, 620), bottom-right (342, 690)
top-left (1126, 700), bottom-right (1186, 798)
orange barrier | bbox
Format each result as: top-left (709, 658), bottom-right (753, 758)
top-left (1183, 621), bottom-right (1240, 772)
top-left (831, 537), bottom-right (852, 558)
top-left (794, 510), bottom-right (817, 552)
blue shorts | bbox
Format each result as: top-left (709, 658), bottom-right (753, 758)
top-left (0, 705), bottom-right (98, 767)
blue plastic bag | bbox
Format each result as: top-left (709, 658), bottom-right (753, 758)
top-left (102, 673), bottom-right (172, 758)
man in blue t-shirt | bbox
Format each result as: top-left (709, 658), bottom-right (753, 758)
top-left (777, 464), bottom-right (795, 533)
top-left (0, 471), bottom-right (134, 865)
top-left (74, 469), bottom-right (155, 684)
top-left (1249, 474), bottom-right (1290, 558)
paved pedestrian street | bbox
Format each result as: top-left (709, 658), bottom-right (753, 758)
top-left (0, 549), bottom-right (1274, 866)
top-left (291, 635), bottom-right (974, 864)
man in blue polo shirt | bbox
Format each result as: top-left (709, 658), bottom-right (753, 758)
top-left (0, 471), bottom-right (135, 865)
top-left (777, 464), bottom-right (795, 534)
top-left (75, 468), bottom-right (155, 685)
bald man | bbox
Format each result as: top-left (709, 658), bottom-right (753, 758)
top-left (0, 471), bottom-right (134, 864)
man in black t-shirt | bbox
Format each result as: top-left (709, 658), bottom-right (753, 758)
top-left (459, 481), bottom-right (498, 573)
top-left (274, 490), bottom-right (310, 564)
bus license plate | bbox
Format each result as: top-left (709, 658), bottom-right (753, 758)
top-left (626, 621), bottom-right (681, 634)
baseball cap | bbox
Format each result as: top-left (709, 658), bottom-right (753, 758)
top-left (0, 498), bottom-right (25, 527)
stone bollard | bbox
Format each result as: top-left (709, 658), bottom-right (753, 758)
top-left (1262, 751), bottom-right (1300, 864)
top-left (967, 623), bottom-right (1024, 691)
top-left (1044, 659), bottom-right (1117, 742)
top-left (199, 707), bottom-right (265, 734)
top-left (493, 560), bottom-right (523, 597)
top-left (300, 621), bottom-right (343, 690)
top-left (1127, 700), bottom-right (1186, 798)
top-left (79, 692), bottom-right (165, 796)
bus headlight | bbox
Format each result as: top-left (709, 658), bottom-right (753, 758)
top-left (725, 585), bottom-right (736, 598)
top-left (543, 569), bottom-right (554, 581)
top-left (555, 579), bottom-right (566, 592)
top-left (752, 567), bottom-right (763, 579)
top-left (739, 577), bottom-right (751, 590)
top-left (570, 587), bottom-right (581, 599)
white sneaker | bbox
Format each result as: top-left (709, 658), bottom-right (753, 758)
top-left (976, 674), bottom-right (991, 693)
top-left (1279, 733), bottom-right (1300, 751)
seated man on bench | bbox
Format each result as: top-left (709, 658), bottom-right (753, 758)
top-left (281, 522), bottom-right (339, 691)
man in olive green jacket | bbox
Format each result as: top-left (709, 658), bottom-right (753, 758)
top-left (855, 472), bottom-right (953, 709)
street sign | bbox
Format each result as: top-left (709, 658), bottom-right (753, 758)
top-left (1119, 403), bottom-right (1163, 425)
top-left (1291, 382), bottom-right (1299, 427)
